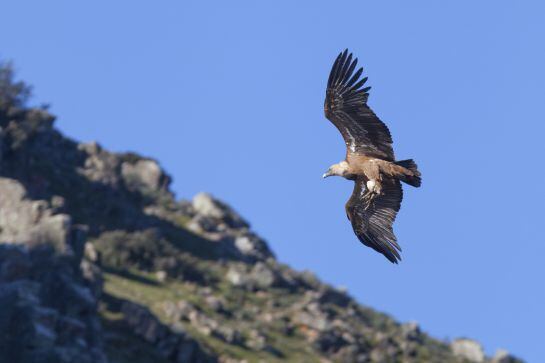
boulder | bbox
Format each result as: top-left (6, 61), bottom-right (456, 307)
top-left (234, 233), bottom-right (273, 260)
top-left (0, 178), bottom-right (84, 255)
top-left (293, 310), bottom-right (330, 332)
top-left (192, 193), bottom-right (249, 229)
top-left (226, 262), bottom-right (279, 290)
top-left (121, 158), bottom-right (170, 192)
top-left (492, 349), bottom-right (524, 363)
top-left (250, 262), bottom-right (276, 289)
top-left (401, 321), bottom-right (422, 342)
top-left (78, 142), bottom-right (122, 187)
top-left (163, 299), bottom-right (198, 322)
top-left (204, 295), bottom-right (227, 314)
top-left (226, 266), bottom-right (248, 287)
top-left (246, 329), bottom-right (267, 351)
top-left (316, 286), bottom-right (351, 307)
top-left (451, 338), bottom-right (485, 362)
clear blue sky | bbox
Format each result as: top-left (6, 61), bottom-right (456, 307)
top-left (2, 1), bottom-right (544, 361)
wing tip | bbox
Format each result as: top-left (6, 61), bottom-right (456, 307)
top-left (386, 252), bottom-right (401, 264)
top-left (382, 242), bottom-right (402, 264)
top-left (359, 234), bottom-right (403, 264)
top-left (327, 49), bottom-right (371, 97)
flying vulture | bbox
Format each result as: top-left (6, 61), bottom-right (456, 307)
top-left (322, 49), bottom-right (421, 263)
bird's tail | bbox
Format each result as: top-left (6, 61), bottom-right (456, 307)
top-left (395, 159), bottom-right (421, 187)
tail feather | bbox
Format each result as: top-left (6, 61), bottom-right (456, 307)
top-left (395, 159), bottom-right (421, 187)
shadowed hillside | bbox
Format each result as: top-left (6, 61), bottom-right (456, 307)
top-left (0, 64), bottom-right (522, 363)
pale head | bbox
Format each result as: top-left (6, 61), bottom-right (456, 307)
top-left (322, 161), bottom-right (349, 179)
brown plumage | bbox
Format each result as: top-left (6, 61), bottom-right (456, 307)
top-left (322, 49), bottom-right (421, 263)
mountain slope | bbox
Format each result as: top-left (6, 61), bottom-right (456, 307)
top-left (0, 64), bottom-right (522, 363)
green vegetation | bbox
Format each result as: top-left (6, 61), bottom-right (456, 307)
top-left (101, 268), bottom-right (323, 362)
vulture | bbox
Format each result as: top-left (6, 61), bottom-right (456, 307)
top-left (322, 49), bottom-right (421, 263)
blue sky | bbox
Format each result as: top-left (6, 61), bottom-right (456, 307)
top-left (2, 1), bottom-right (544, 361)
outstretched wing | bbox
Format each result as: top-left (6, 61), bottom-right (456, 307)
top-left (324, 49), bottom-right (394, 161)
top-left (345, 178), bottom-right (403, 263)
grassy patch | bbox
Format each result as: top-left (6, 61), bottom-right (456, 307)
top-left (102, 269), bottom-right (323, 362)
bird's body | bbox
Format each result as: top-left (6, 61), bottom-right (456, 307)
top-left (322, 50), bottom-right (421, 263)
top-left (330, 155), bottom-right (420, 192)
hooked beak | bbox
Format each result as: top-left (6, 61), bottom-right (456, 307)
top-left (322, 171), bottom-right (332, 179)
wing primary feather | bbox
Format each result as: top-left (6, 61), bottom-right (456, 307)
top-left (342, 57), bottom-right (358, 85)
top-left (334, 50), bottom-right (349, 85)
top-left (352, 86), bottom-right (372, 97)
top-left (337, 53), bottom-right (353, 86)
top-left (344, 67), bottom-right (364, 89)
top-left (350, 77), bottom-right (369, 92)
top-left (327, 51), bottom-right (344, 88)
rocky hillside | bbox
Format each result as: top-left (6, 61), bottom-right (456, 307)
top-left (0, 64), bottom-right (523, 363)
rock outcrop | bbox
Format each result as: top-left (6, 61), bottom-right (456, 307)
top-left (0, 183), bottom-right (105, 363)
top-left (0, 63), bottom-right (524, 363)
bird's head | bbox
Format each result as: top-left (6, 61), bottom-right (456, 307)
top-left (323, 161), bottom-right (349, 179)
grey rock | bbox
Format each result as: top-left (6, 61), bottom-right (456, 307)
top-left (27, 213), bottom-right (72, 252)
top-left (0, 178), bottom-right (82, 255)
top-left (226, 265), bottom-right (248, 287)
top-left (188, 310), bottom-right (220, 336)
top-left (163, 301), bottom-right (182, 321)
top-left (188, 214), bottom-right (222, 233)
top-left (80, 260), bottom-right (103, 298)
top-left (184, 192), bottom-right (274, 261)
top-left (246, 329), bottom-right (267, 351)
top-left (204, 295), bottom-right (226, 313)
top-left (297, 270), bottom-right (321, 289)
top-left (177, 300), bottom-right (197, 319)
top-left (78, 142), bottom-right (121, 186)
top-left (155, 270), bottom-right (168, 282)
top-left (451, 338), bottom-right (485, 362)
top-left (24, 108), bottom-right (55, 131)
top-left (0, 276), bottom-right (105, 363)
top-left (0, 178), bottom-right (41, 242)
top-left (226, 262), bottom-right (279, 290)
top-left (492, 349), bottom-right (524, 363)
top-left (163, 300), bottom-right (197, 322)
top-left (316, 286), bottom-right (351, 307)
top-left (313, 329), bottom-right (348, 354)
top-left (250, 262), bottom-right (276, 289)
top-left (0, 176), bottom-right (106, 362)
top-left (83, 242), bottom-right (99, 263)
top-left (234, 235), bottom-right (255, 255)
top-left (121, 158), bottom-right (170, 192)
top-left (293, 310), bottom-right (330, 332)
top-left (50, 195), bottom-right (66, 212)
top-left (234, 233), bottom-right (273, 260)
top-left (214, 326), bottom-right (243, 345)
top-left (401, 321), bottom-right (422, 342)
top-left (333, 344), bottom-right (368, 363)
top-left (192, 193), bottom-right (249, 229)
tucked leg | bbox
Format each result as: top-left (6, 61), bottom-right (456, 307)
top-left (362, 179), bottom-right (382, 209)
top-left (366, 179), bottom-right (382, 195)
